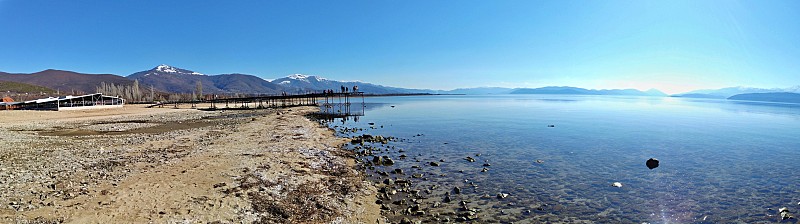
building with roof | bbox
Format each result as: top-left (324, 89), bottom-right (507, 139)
top-left (0, 93), bottom-right (124, 111)
top-left (1, 97), bottom-right (17, 110)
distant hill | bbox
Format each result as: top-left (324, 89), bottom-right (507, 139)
top-left (271, 74), bottom-right (434, 94)
top-left (208, 73), bottom-right (283, 94)
top-left (440, 87), bottom-right (515, 95)
top-left (643, 89), bottom-right (668, 96)
top-left (670, 93), bottom-right (726, 99)
top-left (511, 86), bottom-right (592, 95)
top-left (0, 80), bottom-right (55, 94)
top-left (674, 86), bottom-right (800, 98)
top-left (128, 65), bottom-right (282, 94)
top-left (510, 86), bottom-right (667, 96)
top-left (728, 92), bottom-right (800, 104)
top-left (0, 69), bottom-right (133, 94)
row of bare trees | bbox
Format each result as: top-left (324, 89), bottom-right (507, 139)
top-left (5, 80), bottom-right (213, 104)
top-left (96, 80), bottom-right (155, 103)
top-left (96, 80), bottom-right (208, 103)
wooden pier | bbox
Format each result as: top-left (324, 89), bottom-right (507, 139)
top-left (153, 92), bottom-right (365, 110)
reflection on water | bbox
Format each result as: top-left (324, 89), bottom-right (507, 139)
top-left (312, 103), bottom-right (394, 124)
top-left (324, 95), bottom-right (800, 223)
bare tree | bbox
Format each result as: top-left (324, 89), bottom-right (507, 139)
top-left (132, 79), bottom-right (140, 102)
top-left (150, 85), bottom-right (155, 102)
top-left (195, 80), bottom-right (203, 101)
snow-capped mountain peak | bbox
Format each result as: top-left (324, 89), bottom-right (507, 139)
top-left (288, 74), bottom-right (309, 80)
top-left (284, 74), bottom-right (327, 82)
top-left (156, 64), bottom-right (178, 73)
top-left (146, 64), bottom-right (205, 76)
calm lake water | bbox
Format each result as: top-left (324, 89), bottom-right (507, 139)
top-left (321, 95), bottom-right (800, 223)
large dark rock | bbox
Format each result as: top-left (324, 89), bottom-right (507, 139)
top-left (382, 157), bottom-right (395, 166)
top-left (646, 158), bottom-right (659, 169)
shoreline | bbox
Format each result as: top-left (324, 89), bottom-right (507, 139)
top-left (0, 105), bottom-right (381, 223)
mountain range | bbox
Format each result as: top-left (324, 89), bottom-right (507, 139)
top-left (127, 65), bottom-right (283, 94)
top-left (271, 74), bottom-right (435, 94)
top-left (0, 65), bottom-right (435, 95)
top-left (509, 86), bottom-right (667, 96)
top-left (1, 64), bottom-right (798, 104)
top-left (727, 92), bottom-right (800, 104)
top-left (439, 87), bottom-right (516, 95)
top-left (671, 86), bottom-right (800, 98)
top-left (0, 69), bottom-right (133, 94)
top-left (437, 86), bottom-right (667, 96)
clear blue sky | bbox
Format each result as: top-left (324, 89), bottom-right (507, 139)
top-left (1, 0), bottom-right (798, 94)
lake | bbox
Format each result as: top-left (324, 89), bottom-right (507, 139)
top-left (319, 95), bottom-right (800, 223)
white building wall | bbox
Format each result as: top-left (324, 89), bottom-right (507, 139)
top-left (57, 104), bottom-right (124, 111)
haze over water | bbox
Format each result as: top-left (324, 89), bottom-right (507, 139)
top-left (329, 95), bottom-right (800, 223)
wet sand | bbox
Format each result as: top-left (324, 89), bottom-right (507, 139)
top-left (0, 105), bottom-right (381, 223)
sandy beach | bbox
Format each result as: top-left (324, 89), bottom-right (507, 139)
top-left (0, 105), bottom-right (380, 223)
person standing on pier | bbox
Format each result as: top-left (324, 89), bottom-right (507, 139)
top-left (340, 85), bottom-right (345, 93)
top-left (353, 85), bottom-right (358, 93)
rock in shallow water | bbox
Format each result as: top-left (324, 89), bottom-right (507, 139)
top-left (383, 157), bottom-right (395, 166)
top-left (779, 207), bottom-right (794, 220)
top-left (646, 158), bottom-right (659, 169)
top-left (372, 156), bottom-right (382, 164)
